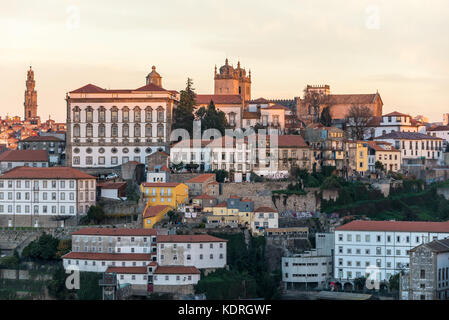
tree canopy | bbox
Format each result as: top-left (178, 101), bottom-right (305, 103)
top-left (346, 105), bottom-right (373, 140)
top-left (320, 106), bottom-right (332, 127)
top-left (194, 100), bottom-right (228, 135)
top-left (172, 78), bottom-right (196, 137)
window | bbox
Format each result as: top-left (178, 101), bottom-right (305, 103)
top-left (420, 269), bottom-right (425, 279)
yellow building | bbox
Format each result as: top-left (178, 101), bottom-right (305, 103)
top-left (140, 182), bottom-right (189, 209)
top-left (356, 142), bottom-right (369, 174)
top-left (143, 205), bottom-right (172, 228)
top-left (204, 198), bottom-right (254, 228)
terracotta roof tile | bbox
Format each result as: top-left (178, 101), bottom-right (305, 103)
top-left (255, 207), bottom-right (278, 213)
top-left (62, 252), bottom-right (152, 261)
top-left (277, 135), bottom-right (308, 148)
top-left (193, 194), bottom-right (216, 200)
top-left (327, 94), bottom-right (377, 105)
top-left (186, 174), bottom-right (216, 183)
top-left (157, 235), bottom-right (227, 243)
top-left (106, 266), bottom-right (148, 274)
top-left (154, 265), bottom-right (200, 275)
top-left (0, 150), bottom-right (48, 162)
top-left (71, 228), bottom-right (157, 236)
top-left (141, 182), bottom-right (183, 188)
top-left (428, 125), bottom-right (449, 132)
top-left (375, 131), bottom-right (443, 140)
top-left (336, 220), bottom-right (449, 233)
top-left (98, 182), bottom-right (127, 189)
top-left (20, 136), bottom-right (63, 142)
top-left (0, 166), bottom-right (95, 179)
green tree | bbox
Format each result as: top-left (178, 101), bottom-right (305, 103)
top-left (319, 106), bottom-right (332, 127)
top-left (172, 78), bottom-right (196, 137)
top-left (375, 161), bottom-right (384, 172)
top-left (195, 100), bottom-right (229, 135)
top-left (77, 272), bottom-right (103, 300)
top-left (213, 169), bottom-right (228, 183)
top-left (56, 239), bottom-right (72, 259)
top-left (80, 206), bottom-right (106, 225)
top-left (22, 233), bottom-right (59, 261)
top-left (47, 265), bottom-right (77, 300)
top-left (170, 161), bottom-right (184, 172)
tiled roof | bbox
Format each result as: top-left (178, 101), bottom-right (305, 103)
top-left (428, 125), bottom-right (449, 132)
top-left (62, 252), bottom-right (152, 261)
top-left (417, 238), bottom-right (449, 253)
top-left (327, 94), bottom-right (377, 105)
top-left (71, 228), bottom-right (157, 236)
top-left (20, 136), bottom-right (63, 142)
top-left (186, 174), bottom-right (216, 183)
top-left (255, 207), bottom-right (278, 213)
top-left (383, 111), bottom-right (409, 117)
top-left (196, 94), bottom-right (242, 105)
top-left (157, 235), bottom-right (227, 243)
top-left (277, 135), bottom-right (308, 148)
top-left (193, 194), bottom-right (216, 200)
top-left (375, 131), bottom-right (443, 140)
top-left (242, 111), bottom-right (259, 119)
top-left (154, 265), bottom-right (200, 275)
top-left (249, 97), bottom-right (269, 104)
top-left (98, 182), bottom-right (127, 189)
top-left (0, 150), bottom-right (48, 162)
top-left (364, 141), bottom-right (400, 152)
top-left (265, 104), bottom-right (289, 110)
top-left (70, 84), bottom-right (108, 94)
top-left (143, 205), bottom-right (172, 219)
top-left (106, 266), bottom-right (148, 274)
top-left (336, 220), bottom-right (449, 232)
top-left (141, 182), bottom-right (183, 188)
top-left (134, 83), bottom-right (168, 92)
top-left (215, 202), bottom-right (228, 208)
top-left (0, 166), bottom-right (95, 179)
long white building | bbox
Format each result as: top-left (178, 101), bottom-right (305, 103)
top-left (334, 220), bottom-right (449, 284)
top-left (0, 166), bottom-right (96, 228)
top-left (66, 67), bottom-right (179, 168)
top-left (157, 234), bottom-right (227, 270)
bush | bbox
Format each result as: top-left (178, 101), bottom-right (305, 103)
top-left (79, 206), bottom-right (106, 225)
top-left (0, 255), bottom-right (19, 268)
top-left (22, 233), bottom-right (60, 261)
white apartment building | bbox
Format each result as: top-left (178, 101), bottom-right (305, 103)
top-left (0, 166), bottom-right (96, 228)
top-left (251, 207), bottom-right (279, 236)
top-left (170, 137), bottom-right (254, 181)
top-left (66, 67), bottom-right (179, 168)
top-left (374, 131), bottom-right (444, 167)
top-left (427, 125), bottom-right (449, 149)
top-left (153, 265), bottom-right (201, 286)
top-left (282, 251), bottom-right (333, 289)
top-left (365, 141), bottom-right (401, 172)
top-left (372, 112), bottom-right (423, 138)
top-left (157, 234), bottom-right (227, 270)
top-left (0, 150), bottom-right (49, 173)
top-left (334, 220), bottom-right (449, 284)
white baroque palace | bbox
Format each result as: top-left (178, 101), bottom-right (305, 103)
top-left (66, 67), bottom-right (179, 168)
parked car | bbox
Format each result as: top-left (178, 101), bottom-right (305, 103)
top-left (105, 173), bottom-right (119, 180)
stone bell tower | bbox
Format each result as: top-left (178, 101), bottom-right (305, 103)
top-left (24, 66), bottom-right (38, 121)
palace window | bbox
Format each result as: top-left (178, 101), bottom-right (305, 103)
top-left (134, 107), bottom-right (141, 122)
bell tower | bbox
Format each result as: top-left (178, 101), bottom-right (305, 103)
top-left (24, 66), bottom-right (38, 120)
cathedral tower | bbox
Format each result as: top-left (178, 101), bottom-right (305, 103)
top-left (214, 58), bottom-right (251, 102)
top-left (24, 66), bottom-right (38, 120)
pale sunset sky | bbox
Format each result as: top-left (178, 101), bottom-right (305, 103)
top-left (0, 0), bottom-right (448, 122)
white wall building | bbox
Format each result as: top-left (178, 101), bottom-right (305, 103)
top-left (251, 207), bottom-right (279, 236)
top-left (0, 150), bottom-right (49, 173)
top-left (0, 167), bottom-right (96, 228)
top-left (153, 265), bottom-right (201, 286)
top-left (334, 220), bottom-right (449, 284)
top-left (427, 125), bottom-right (449, 150)
top-left (374, 131), bottom-right (444, 167)
top-left (282, 251), bottom-right (333, 288)
top-left (157, 234), bottom-right (227, 270)
top-left (66, 67), bottom-right (179, 168)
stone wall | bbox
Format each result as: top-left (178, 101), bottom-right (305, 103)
top-left (153, 284), bottom-right (195, 296)
top-left (170, 173), bottom-right (201, 183)
top-left (0, 215), bottom-right (79, 228)
top-left (272, 192), bottom-right (320, 213)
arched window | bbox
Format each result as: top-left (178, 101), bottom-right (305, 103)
top-left (86, 107), bottom-right (93, 122)
top-left (98, 124), bottom-right (105, 137)
top-left (157, 124), bottom-right (164, 137)
top-left (98, 106), bottom-right (106, 122)
top-left (145, 106), bottom-right (152, 122)
top-left (134, 106), bottom-right (141, 122)
top-left (111, 107), bottom-right (118, 122)
top-left (122, 107), bottom-right (129, 122)
top-left (134, 124), bottom-right (141, 137)
top-left (73, 124), bottom-right (80, 137)
top-left (111, 124), bottom-right (118, 137)
top-left (145, 124), bottom-right (152, 137)
top-left (157, 106), bottom-right (164, 122)
top-left (123, 124), bottom-right (129, 137)
top-left (73, 107), bottom-right (80, 122)
top-left (86, 124), bottom-right (93, 137)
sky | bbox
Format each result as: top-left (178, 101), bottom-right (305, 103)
top-left (0, 0), bottom-right (448, 122)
